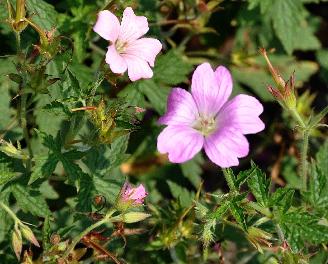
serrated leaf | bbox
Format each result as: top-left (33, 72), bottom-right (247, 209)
top-left (0, 161), bottom-right (19, 185)
top-left (76, 175), bottom-right (94, 212)
top-left (42, 214), bottom-right (51, 251)
top-left (92, 176), bottom-right (123, 204)
top-left (118, 83), bottom-right (146, 107)
top-left (11, 185), bottom-right (51, 217)
top-left (153, 50), bottom-right (192, 85)
top-left (247, 164), bottom-right (270, 207)
top-left (26, 0), bottom-right (58, 31)
top-left (316, 140), bottom-right (328, 177)
top-left (139, 80), bottom-right (170, 115)
top-left (280, 211), bottom-right (328, 252)
top-left (29, 154), bottom-right (58, 184)
top-left (269, 188), bottom-right (294, 213)
top-left (167, 181), bottom-right (194, 208)
top-left (230, 201), bottom-right (247, 231)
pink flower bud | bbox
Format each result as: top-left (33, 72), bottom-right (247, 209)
top-left (121, 183), bottom-right (147, 205)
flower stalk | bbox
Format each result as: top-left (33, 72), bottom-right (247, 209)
top-left (63, 209), bottom-right (116, 259)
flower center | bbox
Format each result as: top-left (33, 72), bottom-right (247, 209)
top-left (115, 40), bottom-right (127, 53)
top-left (193, 115), bottom-right (217, 136)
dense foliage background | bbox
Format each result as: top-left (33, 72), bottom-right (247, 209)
top-left (0, 0), bottom-right (327, 263)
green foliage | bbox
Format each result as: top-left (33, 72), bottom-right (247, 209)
top-left (0, 0), bottom-right (327, 263)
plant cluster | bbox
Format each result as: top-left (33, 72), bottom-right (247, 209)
top-left (0, 0), bottom-right (327, 263)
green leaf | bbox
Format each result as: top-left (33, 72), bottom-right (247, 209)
top-left (230, 201), bottom-right (247, 231)
top-left (76, 175), bottom-right (94, 212)
top-left (269, 188), bottom-right (294, 213)
top-left (316, 140), bottom-right (328, 177)
top-left (29, 154), bottom-right (58, 184)
top-left (139, 80), bottom-right (170, 115)
top-left (153, 50), bottom-right (192, 85)
top-left (39, 132), bottom-right (85, 183)
top-left (180, 153), bottom-right (204, 188)
top-left (118, 83), bottom-right (146, 107)
top-left (26, 0), bottom-right (58, 31)
top-left (167, 181), bottom-right (194, 208)
top-left (0, 155), bottom-right (19, 185)
top-left (11, 185), bottom-right (51, 217)
top-left (92, 176), bottom-right (123, 204)
top-left (280, 211), bottom-right (328, 252)
top-left (42, 214), bottom-right (51, 251)
top-left (247, 163), bottom-right (270, 207)
top-left (305, 162), bottom-right (328, 216)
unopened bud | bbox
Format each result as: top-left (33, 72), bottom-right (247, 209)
top-left (20, 224), bottom-right (40, 247)
top-left (12, 226), bottom-right (22, 259)
top-left (122, 212), bottom-right (151, 223)
top-left (0, 139), bottom-right (28, 160)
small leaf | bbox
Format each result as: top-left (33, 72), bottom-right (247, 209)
top-left (11, 185), bottom-right (51, 217)
top-left (247, 163), bottom-right (270, 207)
top-left (167, 181), bottom-right (194, 208)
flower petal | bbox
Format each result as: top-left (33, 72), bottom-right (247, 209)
top-left (191, 63), bottom-right (232, 117)
top-left (93, 10), bottom-right (120, 42)
top-left (158, 88), bottom-right (199, 126)
top-left (119, 7), bottom-right (149, 43)
top-left (157, 126), bottom-right (204, 163)
top-left (123, 54), bottom-right (153, 81)
top-left (218, 94), bottom-right (265, 134)
top-left (106, 45), bottom-right (127, 74)
top-left (204, 127), bottom-right (249, 168)
top-left (125, 38), bottom-right (162, 67)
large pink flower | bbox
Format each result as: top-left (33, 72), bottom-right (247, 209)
top-left (157, 63), bottom-right (265, 168)
top-left (93, 7), bottom-right (162, 81)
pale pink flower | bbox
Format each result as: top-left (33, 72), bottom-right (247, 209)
top-left (93, 7), bottom-right (162, 81)
top-left (121, 183), bottom-right (147, 205)
top-left (157, 63), bottom-right (265, 168)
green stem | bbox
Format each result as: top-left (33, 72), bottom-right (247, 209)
top-left (289, 108), bottom-right (306, 128)
top-left (0, 202), bottom-right (20, 223)
top-left (275, 223), bottom-right (285, 243)
top-left (289, 108), bottom-right (309, 191)
top-left (15, 32), bottom-right (21, 53)
top-left (301, 130), bottom-right (309, 191)
top-left (222, 169), bottom-right (236, 192)
top-left (248, 201), bottom-right (273, 219)
top-left (20, 93), bottom-right (33, 171)
top-left (63, 210), bottom-right (116, 259)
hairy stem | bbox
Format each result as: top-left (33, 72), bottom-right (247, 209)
top-left (20, 93), bottom-right (33, 171)
top-left (222, 169), bottom-right (236, 192)
top-left (63, 210), bottom-right (116, 259)
top-left (301, 130), bottom-right (309, 191)
top-left (290, 108), bottom-right (309, 191)
top-left (0, 202), bottom-right (20, 223)
top-left (275, 223), bottom-right (285, 244)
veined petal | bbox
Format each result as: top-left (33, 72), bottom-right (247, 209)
top-left (125, 38), bottom-right (162, 67)
top-left (204, 127), bottom-right (249, 168)
top-left (159, 88), bottom-right (199, 126)
top-left (119, 7), bottom-right (149, 43)
top-left (214, 65), bottom-right (233, 107)
top-left (191, 63), bottom-right (232, 117)
top-left (218, 94), bottom-right (265, 134)
top-left (93, 10), bottom-right (120, 42)
top-left (123, 54), bottom-right (153, 81)
top-left (157, 126), bottom-right (204, 163)
top-left (106, 45), bottom-right (127, 74)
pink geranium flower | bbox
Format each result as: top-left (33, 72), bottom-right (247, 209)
top-left (93, 7), bottom-right (162, 81)
top-left (157, 63), bottom-right (265, 168)
top-left (121, 183), bottom-right (147, 205)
